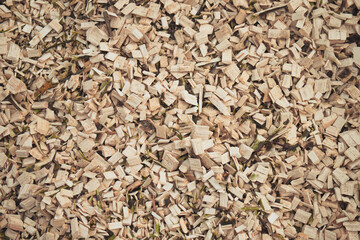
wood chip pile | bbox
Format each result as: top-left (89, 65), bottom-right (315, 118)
top-left (1, 0), bottom-right (360, 239)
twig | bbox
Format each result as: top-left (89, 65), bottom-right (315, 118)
top-left (42, 40), bottom-right (73, 54)
top-left (30, 133), bottom-right (46, 156)
top-left (193, 0), bottom-right (207, 19)
top-left (58, 67), bottom-right (87, 83)
top-left (250, 188), bottom-right (274, 236)
top-left (252, 3), bottom-right (288, 17)
top-left (9, 95), bottom-right (26, 112)
top-left (103, 11), bottom-right (112, 37)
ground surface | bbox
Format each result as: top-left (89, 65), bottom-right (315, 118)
top-left (1, 0), bottom-right (360, 239)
